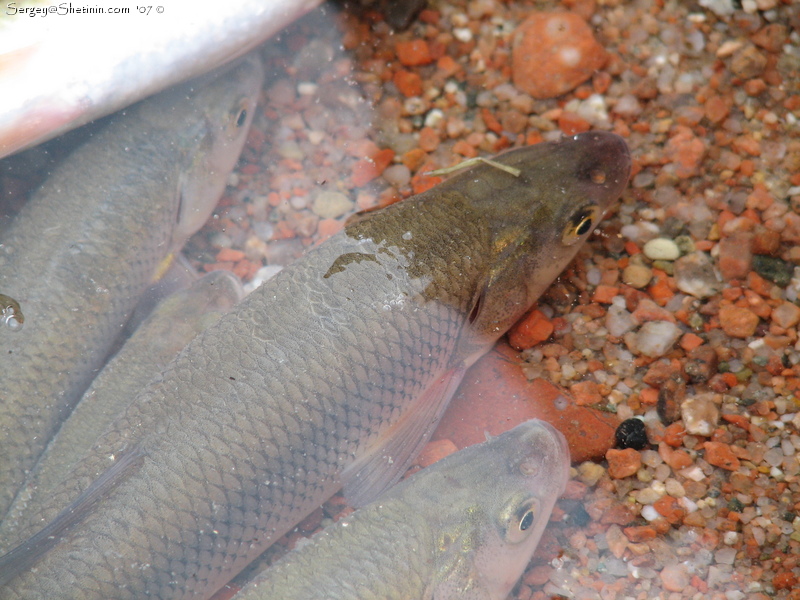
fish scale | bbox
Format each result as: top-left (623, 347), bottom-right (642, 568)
top-left (0, 56), bottom-right (263, 522)
top-left (0, 132), bottom-right (630, 599)
top-left (230, 420), bottom-right (570, 600)
top-left (0, 270), bottom-right (243, 535)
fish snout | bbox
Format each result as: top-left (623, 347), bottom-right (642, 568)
top-left (517, 419), bottom-right (571, 494)
top-left (573, 130), bottom-right (632, 199)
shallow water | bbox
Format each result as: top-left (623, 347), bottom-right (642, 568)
top-left (2, 0), bottom-right (799, 598)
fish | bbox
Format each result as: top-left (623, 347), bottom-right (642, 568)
top-left (0, 270), bottom-right (244, 541)
top-left (0, 131), bottom-right (631, 600)
top-left (0, 55), bottom-right (264, 519)
top-left (230, 419), bottom-right (570, 600)
top-left (0, 0), bottom-right (321, 159)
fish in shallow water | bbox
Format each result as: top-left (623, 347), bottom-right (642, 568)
top-left (0, 132), bottom-right (631, 600)
top-left (0, 0), bottom-right (320, 158)
top-left (0, 270), bottom-right (244, 538)
top-left (0, 55), bottom-right (263, 519)
top-left (231, 419), bottom-right (570, 600)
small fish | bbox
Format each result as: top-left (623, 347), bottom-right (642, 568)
top-left (0, 55), bottom-right (263, 519)
top-left (0, 270), bottom-right (243, 541)
top-left (0, 132), bottom-right (630, 600)
top-left (231, 419), bottom-right (570, 600)
top-left (0, 0), bottom-right (320, 158)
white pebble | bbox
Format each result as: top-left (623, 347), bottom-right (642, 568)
top-left (641, 505), bottom-right (660, 522)
top-left (606, 304), bottom-right (636, 337)
top-left (643, 238), bottom-right (681, 261)
top-left (678, 465), bottom-right (706, 482)
top-left (633, 321), bottom-right (681, 358)
top-left (312, 191), bottom-right (353, 219)
top-left (453, 27), bottom-right (473, 42)
top-left (681, 394), bottom-right (720, 436)
top-left (382, 164), bottom-right (411, 188)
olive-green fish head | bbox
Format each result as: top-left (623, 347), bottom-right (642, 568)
top-left (454, 132), bottom-right (630, 364)
top-left (341, 132), bottom-right (629, 367)
top-left (429, 419), bottom-right (570, 599)
top-left (143, 54), bottom-right (265, 251)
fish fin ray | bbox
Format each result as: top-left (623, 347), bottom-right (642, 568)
top-left (341, 365), bottom-right (466, 507)
top-left (0, 446), bottom-right (145, 585)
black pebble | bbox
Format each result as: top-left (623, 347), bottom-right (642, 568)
top-left (615, 418), bottom-right (648, 450)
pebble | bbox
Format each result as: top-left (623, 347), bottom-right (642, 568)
top-left (632, 321), bottom-right (681, 358)
top-left (508, 309), bottom-right (554, 350)
top-left (382, 164), bottom-right (411, 188)
top-left (681, 394), bottom-right (720, 436)
top-left (653, 496), bottom-right (685, 524)
top-left (605, 303), bottom-right (637, 337)
top-left (664, 478), bottom-right (686, 498)
top-left (311, 191), bottom-right (353, 219)
top-left (576, 461), bottom-right (606, 486)
top-left (642, 238), bottom-right (681, 260)
top-left (730, 44), bottom-right (767, 79)
top-left (395, 39), bottom-right (433, 67)
top-left (636, 486), bottom-right (664, 505)
top-left (664, 128), bottom-right (706, 179)
top-left (621, 264), bottom-right (653, 289)
top-left (704, 441), bottom-right (741, 471)
top-left (673, 252), bottom-right (721, 299)
top-left (606, 448), bottom-right (642, 479)
top-left (718, 305), bottom-right (760, 339)
top-left (511, 12), bottom-right (607, 99)
top-left (752, 254), bottom-right (794, 287)
top-left (771, 301), bottom-right (800, 329)
top-left (659, 563), bottom-right (691, 593)
top-left (684, 345), bottom-right (719, 384)
top-left (718, 233), bottom-right (753, 281)
top-left (751, 24), bottom-right (788, 53)
top-left (605, 525), bottom-right (629, 559)
top-left (615, 418), bottom-right (649, 450)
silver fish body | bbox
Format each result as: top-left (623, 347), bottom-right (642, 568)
top-left (0, 132), bottom-right (630, 600)
top-left (0, 0), bottom-right (320, 158)
top-left (232, 419), bottom-right (571, 600)
top-left (0, 56), bottom-right (263, 519)
top-left (0, 270), bottom-right (243, 538)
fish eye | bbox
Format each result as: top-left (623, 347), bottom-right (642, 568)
top-left (502, 498), bottom-right (540, 544)
top-left (562, 206), bottom-right (601, 247)
top-left (236, 108), bottom-right (248, 128)
top-left (519, 508), bottom-right (535, 531)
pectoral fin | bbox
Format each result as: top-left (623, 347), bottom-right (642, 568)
top-left (341, 365), bottom-right (466, 507)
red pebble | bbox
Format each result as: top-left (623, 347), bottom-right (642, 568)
top-left (511, 12), bottom-right (608, 99)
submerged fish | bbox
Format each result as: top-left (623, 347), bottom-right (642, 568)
top-left (0, 0), bottom-right (320, 158)
top-left (0, 55), bottom-right (263, 519)
top-left (232, 419), bottom-right (570, 600)
top-left (0, 270), bottom-right (243, 541)
top-left (0, 132), bottom-right (631, 599)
